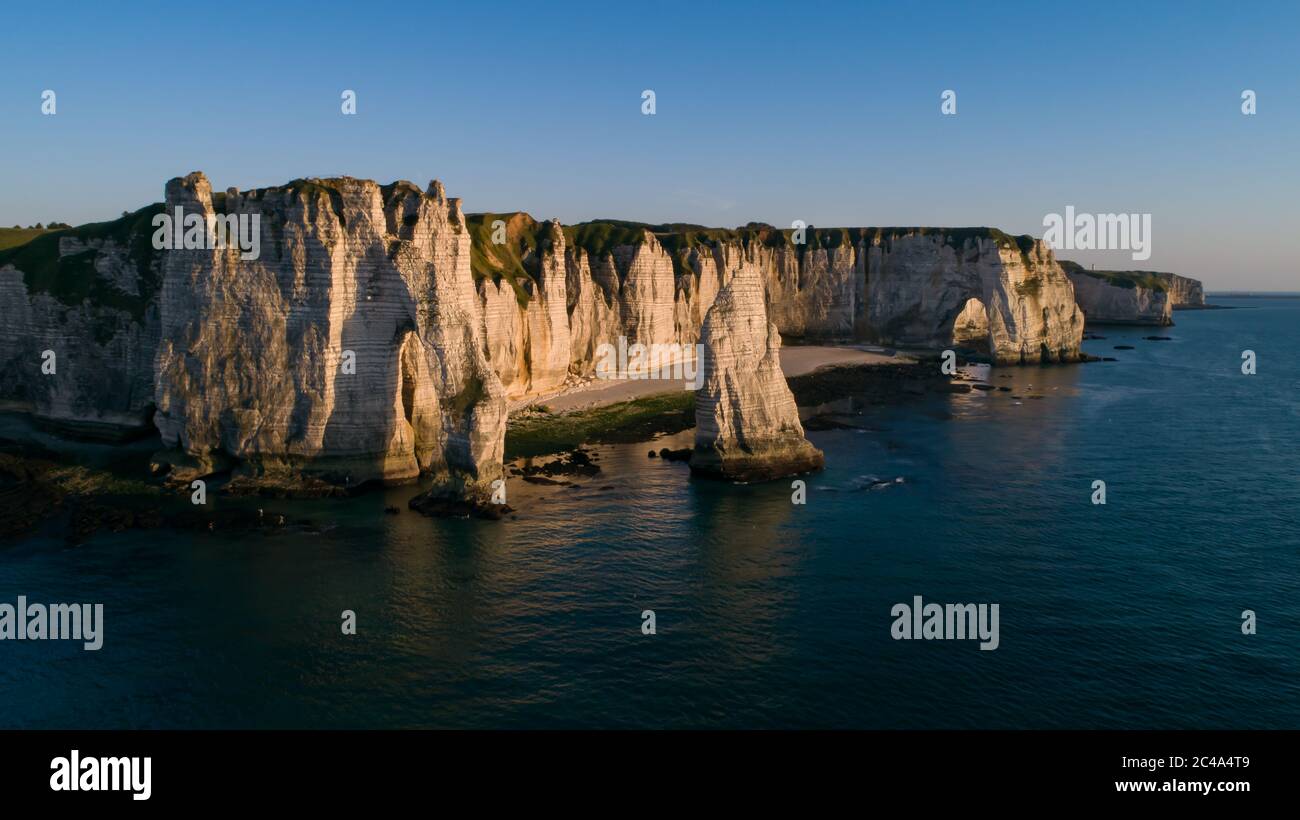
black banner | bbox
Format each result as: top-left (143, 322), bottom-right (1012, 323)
top-left (2, 730), bottom-right (1281, 807)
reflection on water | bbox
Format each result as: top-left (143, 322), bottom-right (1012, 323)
top-left (2, 300), bottom-right (1300, 728)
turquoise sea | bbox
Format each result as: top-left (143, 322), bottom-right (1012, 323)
top-left (1, 297), bottom-right (1297, 728)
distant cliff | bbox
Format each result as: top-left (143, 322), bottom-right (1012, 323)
top-left (1061, 262), bottom-right (1172, 326)
top-left (473, 220), bottom-right (1085, 400)
top-left (1155, 272), bottom-right (1206, 308)
top-left (1059, 262), bottom-right (1205, 325)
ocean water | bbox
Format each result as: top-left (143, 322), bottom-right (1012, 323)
top-left (2, 297), bottom-right (1297, 729)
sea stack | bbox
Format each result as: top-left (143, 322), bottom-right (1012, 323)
top-left (690, 261), bottom-right (824, 482)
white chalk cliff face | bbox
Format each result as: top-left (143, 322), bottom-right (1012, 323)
top-left (566, 231), bottom-right (682, 377)
top-left (0, 209), bottom-right (163, 439)
top-left (0, 207), bottom-right (1092, 455)
top-left (152, 172), bottom-right (505, 492)
top-left (690, 265), bottom-right (824, 482)
top-left (473, 225), bottom-right (1087, 398)
top-left (1, 179), bottom-right (1126, 488)
top-left (1064, 268), bottom-right (1171, 326)
top-left (474, 214), bottom-right (571, 400)
top-left (1155, 272), bottom-right (1205, 307)
top-left (863, 231), bottom-right (1084, 363)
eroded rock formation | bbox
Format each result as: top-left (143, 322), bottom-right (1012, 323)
top-left (0, 175), bottom-right (1110, 497)
top-left (468, 224), bottom-right (1087, 397)
top-left (689, 265), bottom-right (824, 482)
top-left (151, 172), bottom-right (505, 496)
top-left (1155, 272), bottom-right (1206, 308)
top-left (863, 230), bottom-right (1083, 363)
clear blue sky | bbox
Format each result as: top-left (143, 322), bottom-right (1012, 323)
top-left (1, 0), bottom-right (1296, 289)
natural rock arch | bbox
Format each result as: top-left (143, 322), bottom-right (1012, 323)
top-left (949, 297), bottom-right (991, 355)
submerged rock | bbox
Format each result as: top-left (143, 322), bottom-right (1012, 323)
top-left (408, 486), bottom-right (511, 520)
top-left (514, 448), bottom-right (600, 478)
top-left (690, 266), bottom-right (824, 482)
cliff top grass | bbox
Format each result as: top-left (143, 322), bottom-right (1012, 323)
top-left (562, 220), bottom-right (656, 260)
top-left (282, 178), bottom-right (346, 221)
top-left (0, 227), bottom-right (52, 251)
top-left (1058, 259), bottom-right (1169, 291)
top-left (0, 203), bottom-right (165, 320)
top-left (563, 220), bottom-right (1037, 254)
top-left (236, 177), bottom-right (369, 223)
top-left (562, 220), bottom-right (1041, 277)
top-left (465, 212), bottom-right (556, 308)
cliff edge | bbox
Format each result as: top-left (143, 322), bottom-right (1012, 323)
top-left (1060, 261), bottom-right (1182, 326)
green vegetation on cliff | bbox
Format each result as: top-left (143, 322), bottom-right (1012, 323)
top-left (560, 220), bottom-right (1042, 280)
top-left (0, 203), bottom-right (165, 320)
top-left (566, 220), bottom-right (1038, 265)
top-left (505, 392), bottom-right (694, 459)
top-left (0, 227), bottom-right (52, 251)
top-left (465, 212), bottom-right (556, 308)
top-left (563, 220), bottom-right (654, 260)
top-left (0, 194), bottom-right (1047, 325)
top-left (1058, 259), bottom-right (1168, 291)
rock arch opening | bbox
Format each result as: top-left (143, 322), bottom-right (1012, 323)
top-left (949, 297), bottom-right (991, 355)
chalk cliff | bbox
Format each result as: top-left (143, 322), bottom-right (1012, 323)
top-left (0, 177), bottom-right (1098, 485)
top-left (151, 173), bottom-right (506, 494)
top-left (470, 213), bottom-right (571, 399)
top-left (861, 229), bottom-right (1083, 363)
top-left (467, 223), bottom-right (1085, 395)
top-left (1060, 262), bottom-right (1174, 326)
top-left (1154, 272), bottom-right (1206, 308)
top-left (690, 264), bottom-right (823, 482)
top-left (0, 207), bottom-right (163, 439)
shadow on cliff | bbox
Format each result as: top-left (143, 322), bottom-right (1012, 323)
top-left (318, 241), bottom-right (414, 488)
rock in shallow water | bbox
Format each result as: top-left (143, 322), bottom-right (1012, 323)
top-left (407, 488), bottom-right (512, 520)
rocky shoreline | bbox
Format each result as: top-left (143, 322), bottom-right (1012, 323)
top-left (0, 171), bottom-right (1209, 528)
top-left (0, 356), bottom-right (976, 542)
top-left (0, 172), bottom-right (1102, 505)
top-left (0, 437), bottom-right (315, 544)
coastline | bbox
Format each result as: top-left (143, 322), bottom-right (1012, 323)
top-left (512, 344), bottom-right (910, 413)
top-left (0, 344), bottom-right (935, 543)
top-left (0, 324), bottom-right (1154, 543)
top-left (506, 344), bottom-right (916, 460)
